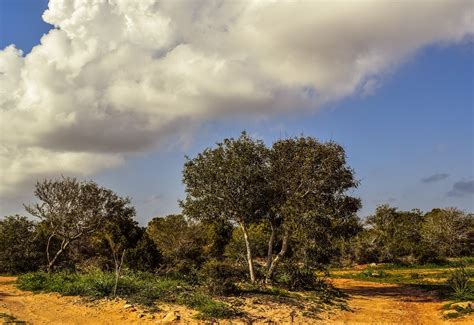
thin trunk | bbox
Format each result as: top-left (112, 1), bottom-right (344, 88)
top-left (240, 222), bottom-right (256, 283)
top-left (47, 239), bottom-right (70, 273)
top-left (266, 220), bottom-right (276, 270)
top-left (265, 232), bottom-right (289, 283)
top-left (113, 249), bottom-right (126, 297)
top-left (46, 234), bottom-right (54, 273)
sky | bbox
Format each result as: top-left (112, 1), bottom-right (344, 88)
top-left (0, 0), bottom-right (473, 224)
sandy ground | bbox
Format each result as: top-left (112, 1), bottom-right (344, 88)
top-left (1, 276), bottom-right (473, 324)
top-left (329, 278), bottom-right (473, 325)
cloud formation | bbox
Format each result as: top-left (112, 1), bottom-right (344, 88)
top-left (1, 0), bottom-right (473, 198)
top-left (447, 180), bottom-right (474, 197)
top-left (421, 173), bottom-right (450, 183)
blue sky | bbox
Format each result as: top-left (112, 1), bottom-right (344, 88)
top-left (1, 0), bottom-right (473, 224)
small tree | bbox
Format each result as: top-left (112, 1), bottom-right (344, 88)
top-left (25, 177), bottom-right (131, 273)
top-left (181, 133), bottom-right (270, 283)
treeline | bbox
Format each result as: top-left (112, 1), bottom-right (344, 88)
top-left (348, 205), bottom-right (473, 265)
top-left (0, 133), bottom-right (472, 291)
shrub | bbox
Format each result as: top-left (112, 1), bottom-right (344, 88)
top-left (275, 264), bottom-right (322, 291)
top-left (199, 259), bottom-right (242, 295)
top-left (181, 293), bottom-right (236, 319)
top-left (359, 268), bottom-right (387, 278)
top-left (447, 267), bottom-right (472, 299)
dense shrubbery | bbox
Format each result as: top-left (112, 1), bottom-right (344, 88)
top-left (349, 205), bottom-right (473, 265)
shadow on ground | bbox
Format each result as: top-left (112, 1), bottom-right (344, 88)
top-left (341, 284), bottom-right (440, 303)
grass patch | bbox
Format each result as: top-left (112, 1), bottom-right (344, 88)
top-left (17, 271), bottom-right (235, 320)
top-left (443, 302), bottom-right (473, 320)
top-left (0, 312), bottom-right (26, 324)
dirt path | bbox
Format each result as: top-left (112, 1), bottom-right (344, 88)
top-left (330, 278), bottom-right (473, 324)
top-left (1, 276), bottom-right (472, 324)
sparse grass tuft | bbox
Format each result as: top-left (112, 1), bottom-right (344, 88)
top-left (447, 267), bottom-right (473, 300)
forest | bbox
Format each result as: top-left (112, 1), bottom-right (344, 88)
top-left (1, 133), bottom-right (473, 321)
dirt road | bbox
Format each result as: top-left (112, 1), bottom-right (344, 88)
top-left (330, 278), bottom-right (473, 324)
top-left (1, 276), bottom-right (472, 324)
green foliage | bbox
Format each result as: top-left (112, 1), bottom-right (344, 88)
top-left (421, 208), bottom-right (473, 259)
top-left (447, 267), bottom-right (473, 299)
top-left (199, 259), bottom-right (244, 295)
top-left (124, 233), bottom-right (162, 272)
top-left (181, 293), bottom-right (236, 319)
top-left (354, 206), bottom-right (473, 265)
top-left (274, 263), bottom-right (326, 291)
top-left (225, 222), bottom-right (270, 261)
top-left (147, 214), bottom-right (205, 276)
top-left (25, 177), bottom-right (138, 273)
top-left (0, 215), bottom-right (44, 274)
top-left (17, 271), bottom-right (235, 320)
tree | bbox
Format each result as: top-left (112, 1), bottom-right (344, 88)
top-left (0, 215), bottom-right (44, 273)
top-left (147, 214), bottom-right (206, 275)
top-left (265, 137), bottom-right (361, 281)
top-left (25, 177), bottom-right (133, 273)
top-left (362, 205), bottom-right (424, 263)
top-left (421, 208), bottom-right (473, 258)
top-left (181, 133), bottom-right (270, 283)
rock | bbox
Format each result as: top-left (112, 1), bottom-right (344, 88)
top-left (137, 313), bottom-right (145, 319)
top-left (162, 311), bottom-right (180, 323)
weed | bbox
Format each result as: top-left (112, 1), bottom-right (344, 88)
top-left (447, 267), bottom-right (472, 300)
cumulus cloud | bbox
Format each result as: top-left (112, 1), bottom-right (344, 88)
top-left (0, 0), bottom-right (473, 199)
top-left (421, 173), bottom-right (450, 183)
top-left (447, 180), bottom-right (474, 197)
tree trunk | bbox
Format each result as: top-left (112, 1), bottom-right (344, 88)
top-left (266, 220), bottom-right (276, 270)
top-left (113, 249), bottom-right (126, 297)
top-left (47, 239), bottom-right (70, 273)
top-left (265, 232), bottom-right (289, 283)
top-left (240, 222), bottom-right (256, 283)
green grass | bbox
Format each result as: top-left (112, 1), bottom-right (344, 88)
top-left (17, 271), bottom-right (236, 320)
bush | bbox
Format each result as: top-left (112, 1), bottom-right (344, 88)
top-left (447, 267), bottom-right (472, 299)
top-left (275, 264), bottom-right (322, 291)
top-left (182, 293), bottom-right (236, 319)
top-left (199, 259), bottom-right (242, 295)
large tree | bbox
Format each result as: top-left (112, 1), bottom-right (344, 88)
top-left (25, 177), bottom-right (134, 273)
top-left (181, 133), bottom-right (270, 282)
top-left (265, 137), bottom-right (361, 281)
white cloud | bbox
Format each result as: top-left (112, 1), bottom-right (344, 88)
top-left (0, 0), bottom-right (473, 201)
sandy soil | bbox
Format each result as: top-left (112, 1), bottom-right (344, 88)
top-left (1, 276), bottom-right (473, 324)
top-left (329, 278), bottom-right (473, 325)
